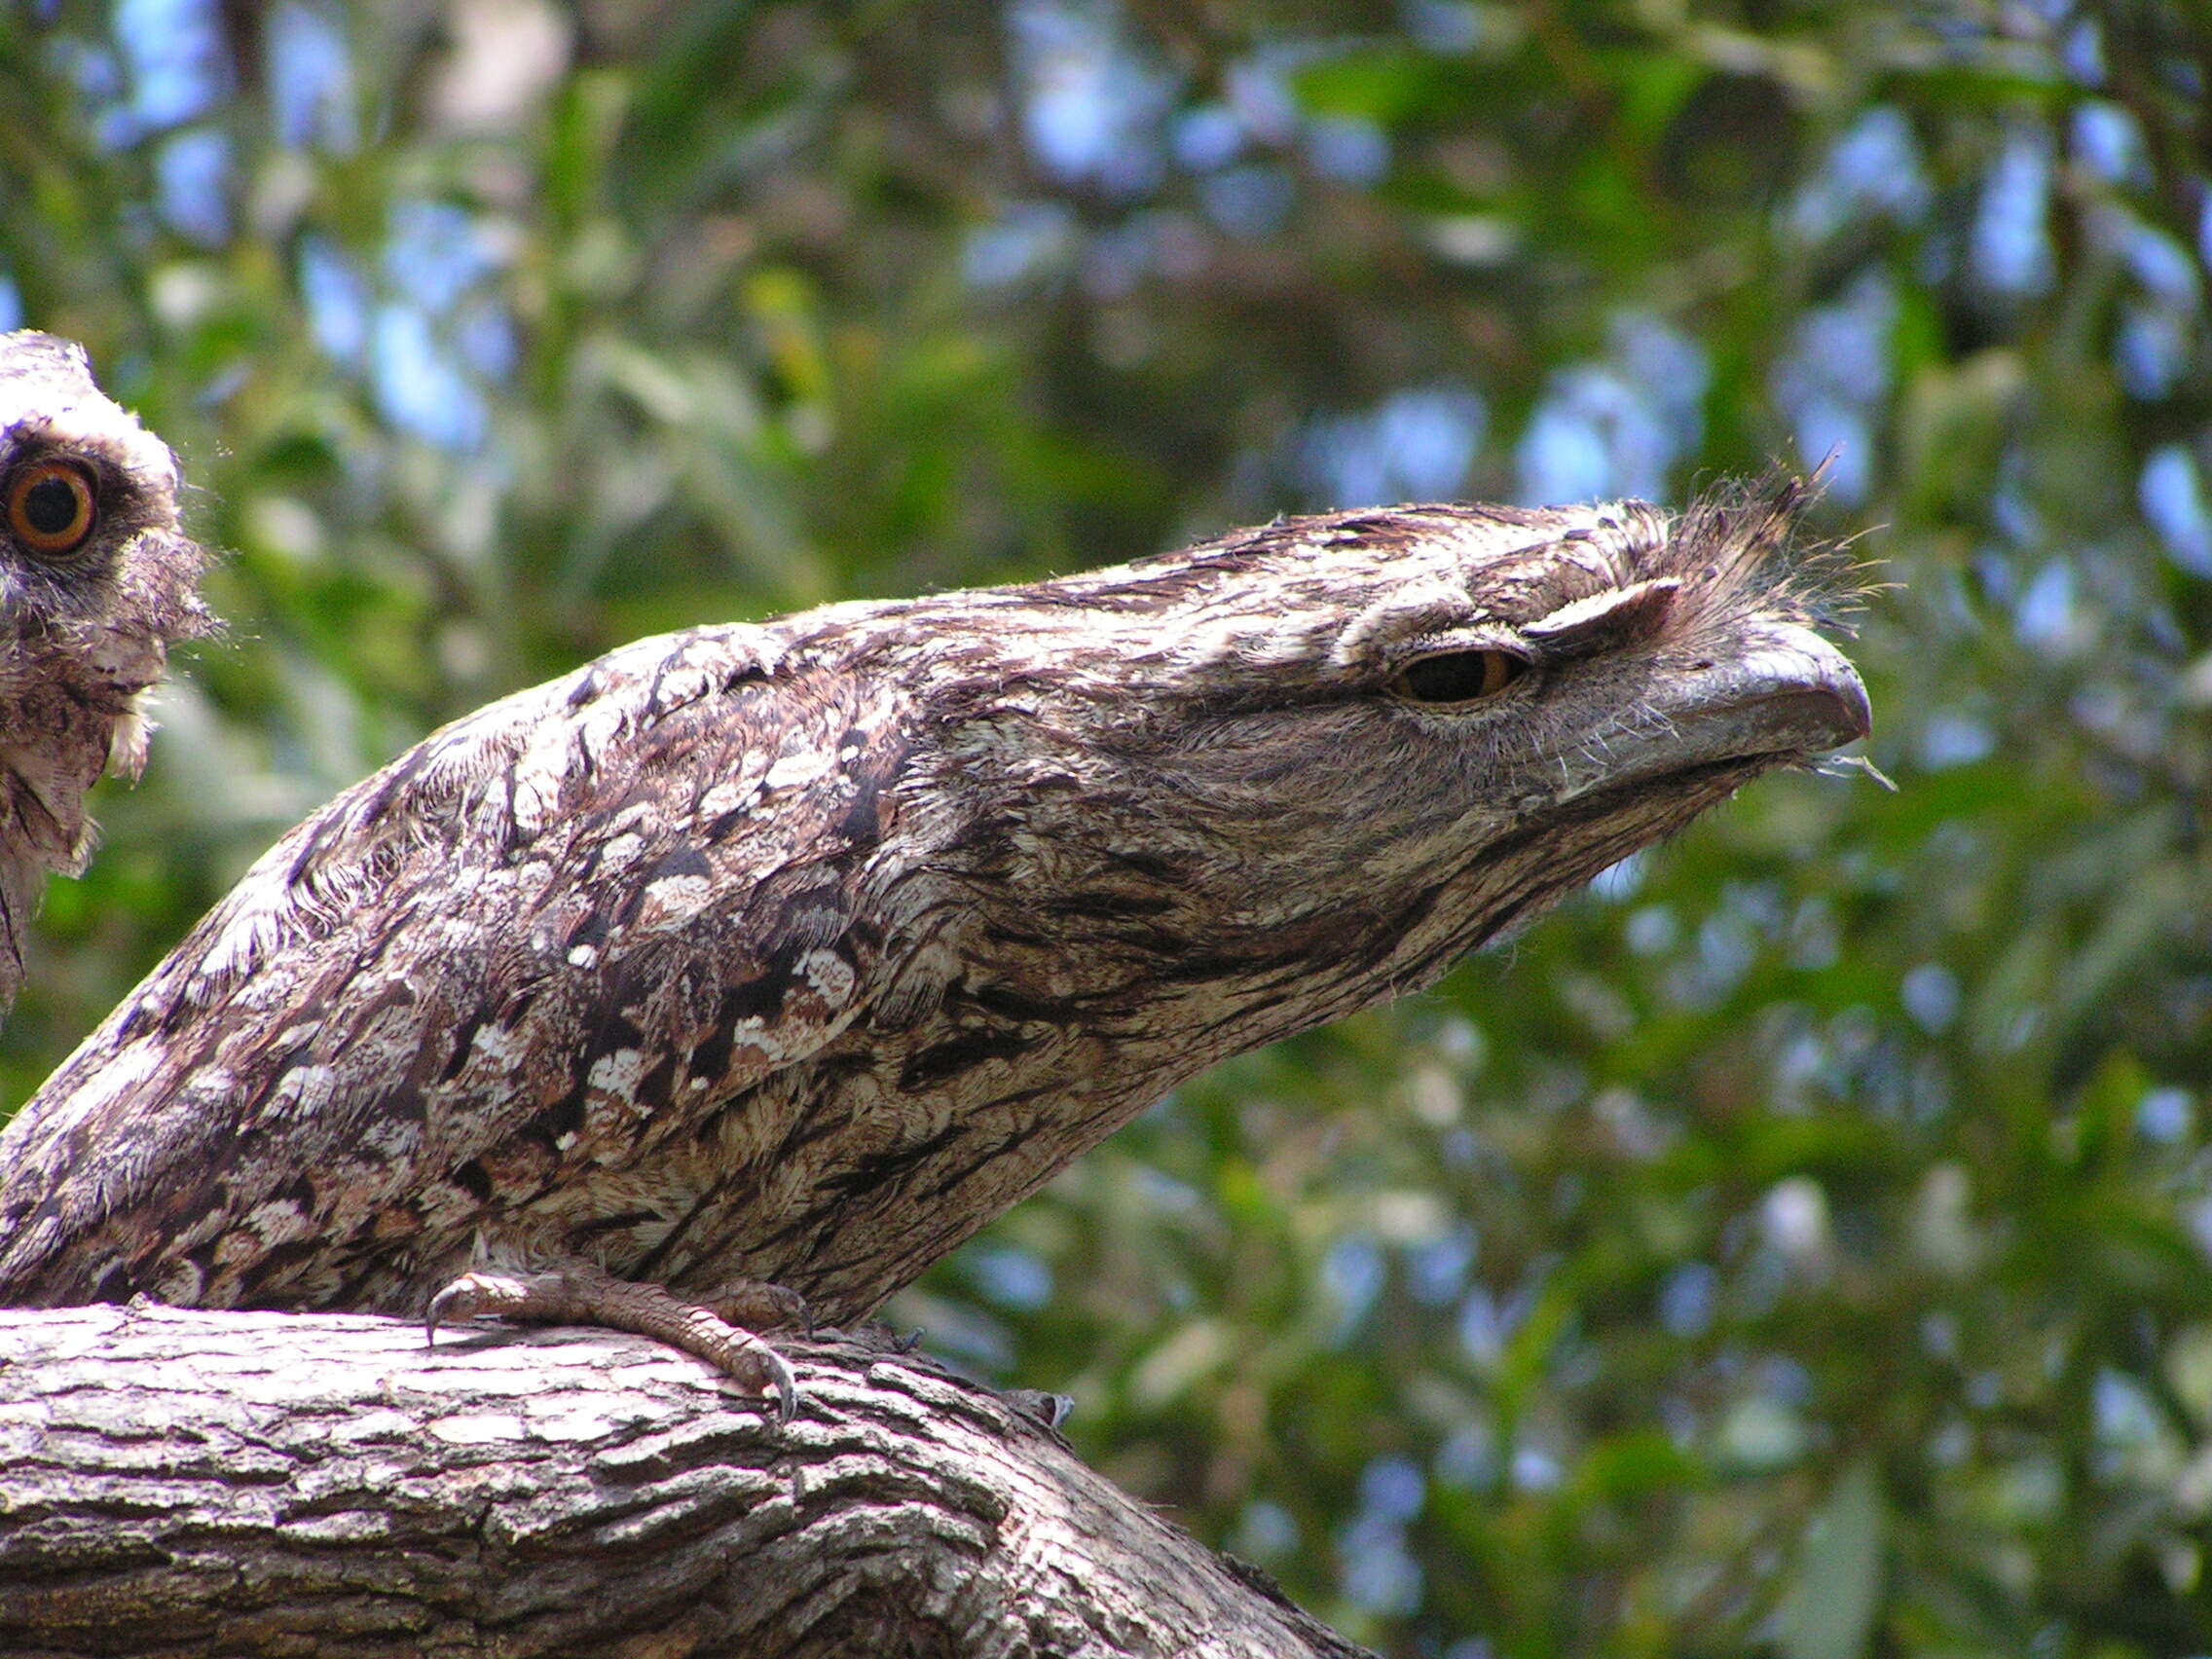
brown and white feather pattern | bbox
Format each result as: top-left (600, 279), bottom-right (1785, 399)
top-left (0, 331), bottom-right (213, 1016)
top-left (0, 479), bottom-right (1868, 1327)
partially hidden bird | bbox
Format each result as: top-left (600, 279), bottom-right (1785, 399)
top-left (0, 331), bottom-right (213, 1020)
top-left (0, 475), bottom-right (1870, 1417)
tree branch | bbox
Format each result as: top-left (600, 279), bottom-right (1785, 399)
top-left (0, 1305), bottom-right (1371, 1659)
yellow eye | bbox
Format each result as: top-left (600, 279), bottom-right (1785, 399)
top-left (1388, 648), bottom-right (1529, 706)
top-left (5, 459), bottom-right (99, 559)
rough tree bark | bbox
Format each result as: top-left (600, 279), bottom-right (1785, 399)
top-left (0, 1305), bottom-right (1372, 1659)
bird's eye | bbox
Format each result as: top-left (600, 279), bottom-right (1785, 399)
top-left (1388, 648), bottom-right (1529, 706)
top-left (5, 459), bottom-right (99, 560)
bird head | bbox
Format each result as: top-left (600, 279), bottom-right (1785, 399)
top-left (879, 474), bottom-right (1871, 1012)
top-left (1, 331), bottom-right (215, 748)
top-left (0, 331), bottom-right (216, 1011)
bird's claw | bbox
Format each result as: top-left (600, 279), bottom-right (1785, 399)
top-left (756, 1345), bottom-right (799, 1423)
top-left (424, 1269), bottom-right (534, 1346)
top-left (423, 1263), bottom-right (800, 1422)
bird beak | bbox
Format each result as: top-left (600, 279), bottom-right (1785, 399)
top-left (1688, 620), bottom-right (1872, 756)
top-left (1553, 620), bottom-right (1871, 805)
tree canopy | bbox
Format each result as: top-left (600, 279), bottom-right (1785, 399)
top-left (2, 2), bottom-right (2209, 1653)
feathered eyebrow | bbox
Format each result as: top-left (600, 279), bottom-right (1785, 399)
top-left (0, 413), bottom-right (55, 457)
top-left (1438, 545), bottom-right (1623, 632)
top-left (1321, 527), bottom-right (1677, 673)
top-left (1326, 590), bottom-right (1489, 671)
top-left (1522, 577), bottom-right (1680, 657)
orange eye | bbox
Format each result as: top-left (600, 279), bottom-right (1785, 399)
top-left (6, 459), bottom-right (99, 559)
top-left (1389, 648), bottom-right (1529, 706)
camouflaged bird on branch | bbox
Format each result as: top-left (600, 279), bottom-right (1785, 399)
top-left (0, 332), bottom-right (213, 1020)
top-left (0, 474), bottom-right (1870, 1416)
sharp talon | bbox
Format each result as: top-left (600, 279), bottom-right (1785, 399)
top-left (767, 1350), bottom-right (798, 1423)
top-left (424, 1283), bottom-right (461, 1347)
top-left (424, 1272), bottom-right (498, 1347)
top-left (728, 1334), bottom-right (797, 1421)
top-left (770, 1283), bottom-right (812, 1337)
top-left (1001, 1387), bottom-right (1074, 1430)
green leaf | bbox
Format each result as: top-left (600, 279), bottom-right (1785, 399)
top-left (1780, 1459), bottom-right (1884, 1659)
top-left (1290, 48), bottom-right (1456, 124)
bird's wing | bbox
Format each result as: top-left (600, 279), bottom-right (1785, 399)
top-left (0, 623), bottom-right (917, 1304)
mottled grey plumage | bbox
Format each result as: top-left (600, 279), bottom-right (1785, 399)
top-left (0, 477), bottom-right (1867, 1411)
top-left (0, 332), bottom-right (212, 1017)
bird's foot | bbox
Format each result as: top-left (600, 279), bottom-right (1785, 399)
top-left (426, 1260), bottom-right (802, 1421)
top-left (1003, 1387), bottom-right (1075, 1432)
top-left (698, 1276), bottom-right (814, 1339)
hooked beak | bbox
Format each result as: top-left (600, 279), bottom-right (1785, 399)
top-left (1554, 620), bottom-right (1872, 805)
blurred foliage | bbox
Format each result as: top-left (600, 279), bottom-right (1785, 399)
top-left (3, 0), bottom-right (2210, 1653)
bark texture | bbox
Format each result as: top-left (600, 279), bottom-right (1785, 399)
top-left (0, 1305), bottom-right (1370, 1659)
